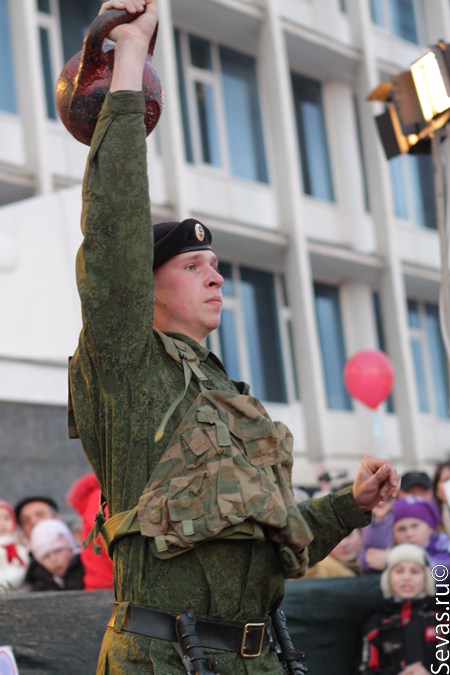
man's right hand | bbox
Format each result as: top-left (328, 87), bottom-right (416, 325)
top-left (100, 0), bottom-right (158, 45)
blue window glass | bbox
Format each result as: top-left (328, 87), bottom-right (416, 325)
top-left (370, 0), bottom-right (384, 25)
top-left (195, 81), bottom-right (221, 166)
top-left (425, 303), bottom-right (449, 418)
top-left (240, 268), bottom-right (287, 403)
top-left (408, 299), bottom-right (430, 413)
top-left (411, 339), bottom-right (430, 412)
top-left (218, 308), bottom-right (241, 382)
top-left (372, 293), bottom-right (394, 412)
top-left (314, 283), bottom-right (352, 410)
top-left (39, 27), bottom-right (57, 120)
top-left (219, 262), bottom-right (234, 297)
top-left (0, 0), bottom-right (18, 114)
top-left (292, 74), bottom-right (335, 201)
top-left (59, 0), bottom-right (98, 63)
top-left (174, 30), bottom-right (194, 164)
top-left (37, 0), bottom-right (51, 13)
top-left (189, 35), bottom-right (212, 70)
top-left (390, 0), bottom-right (419, 43)
top-left (389, 157), bottom-right (408, 219)
top-left (407, 299), bottom-right (420, 329)
top-left (408, 155), bottom-right (436, 229)
top-left (220, 46), bottom-right (268, 183)
top-left (189, 36), bottom-right (220, 167)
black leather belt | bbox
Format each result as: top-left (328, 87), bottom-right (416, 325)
top-left (107, 602), bottom-right (271, 658)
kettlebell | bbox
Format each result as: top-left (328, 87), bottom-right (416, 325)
top-left (56, 9), bottom-right (163, 146)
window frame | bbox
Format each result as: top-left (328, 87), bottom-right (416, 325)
top-left (407, 298), bottom-right (450, 419)
top-left (175, 29), bottom-right (269, 183)
top-left (208, 262), bottom-right (298, 404)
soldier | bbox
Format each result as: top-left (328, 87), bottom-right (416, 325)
top-left (68, 0), bottom-right (400, 672)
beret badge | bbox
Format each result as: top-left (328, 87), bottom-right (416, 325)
top-left (194, 222), bottom-right (205, 242)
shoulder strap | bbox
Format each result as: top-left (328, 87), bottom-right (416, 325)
top-left (153, 330), bottom-right (208, 442)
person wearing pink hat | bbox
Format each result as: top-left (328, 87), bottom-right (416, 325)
top-left (26, 519), bottom-right (84, 592)
top-left (392, 495), bottom-right (450, 569)
top-left (0, 500), bottom-right (29, 592)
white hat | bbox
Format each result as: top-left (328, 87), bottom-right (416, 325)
top-left (30, 519), bottom-right (77, 564)
top-left (380, 543), bottom-right (435, 598)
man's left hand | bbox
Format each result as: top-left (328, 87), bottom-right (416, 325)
top-left (353, 455), bottom-right (400, 512)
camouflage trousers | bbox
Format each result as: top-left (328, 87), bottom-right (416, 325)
top-left (96, 626), bottom-right (285, 674)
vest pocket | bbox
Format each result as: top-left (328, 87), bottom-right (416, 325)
top-left (167, 471), bottom-right (207, 522)
top-left (181, 427), bottom-right (215, 469)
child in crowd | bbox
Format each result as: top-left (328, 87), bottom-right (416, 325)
top-left (392, 496), bottom-right (450, 569)
top-left (305, 528), bottom-right (363, 578)
top-left (358, 543), bottom-right (437, 674)
top-left (26, 518), bottom-right (84, 592)
top-left (0, 500), bottom-right (29, 592)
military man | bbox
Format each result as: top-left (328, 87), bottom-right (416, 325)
top-left (68, 0), bottom-right (399, 672)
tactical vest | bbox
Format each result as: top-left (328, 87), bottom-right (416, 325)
top-left (92, 332), bottom-right (313, 579)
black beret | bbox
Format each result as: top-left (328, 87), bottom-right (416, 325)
top-left (14, 495), bottom-right (59, 522)
top-left (153, 218), bottom-right (213, 270)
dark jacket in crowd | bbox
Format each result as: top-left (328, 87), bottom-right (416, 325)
top-left (25, 553), bottom-right (84, 592)
top-left (358, 596), bottom-right (438, 674)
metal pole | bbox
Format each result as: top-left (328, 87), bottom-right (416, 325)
top-left (431, 131), bottom-right (450, 405)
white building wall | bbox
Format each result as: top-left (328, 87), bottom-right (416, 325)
top-left (1, 0), bottom-right (450, 489)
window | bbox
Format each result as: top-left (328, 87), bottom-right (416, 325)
top-left (408, 299), bottom-right (449, 419)
top-left (58, 0), bottom-right (98, 64)
top-left (372, 293), bottom-right (394, 412)
top-left (369, 0), bottom-right (423, 44)
top-left (36, 0), bottom-right (61, 120)
top-left (39, 27), bottom-right (57, 119)
top-left (314, 283), bottom-right (352, 410)
top-left (37, 0), bottom-right (98, 121)
top-left (207, 263), bottom-right (297, 403)
top-left (0, 0), bottom-right (18, 113)
top-left (291, 73), bottom-right (335, 202)
top-left (389, 154), bottom-right (436, 229)
top-left (175, 30), bottom-right (268, 183)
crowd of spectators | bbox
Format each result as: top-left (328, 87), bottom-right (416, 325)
top-left (295, 462), bottom-right (450, 674)
top-left (1, 462), bottom-right (448, 673)
top-left (0, 473), bottom-right (113, 594)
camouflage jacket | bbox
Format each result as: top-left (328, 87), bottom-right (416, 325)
top-left (69, 92), bottom-right (370, 624)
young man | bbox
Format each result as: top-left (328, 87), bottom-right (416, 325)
top-left (68, 1), bottom-right (399, 672)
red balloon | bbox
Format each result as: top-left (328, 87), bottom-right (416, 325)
top-left (343, 350), bottom-right (394, 409)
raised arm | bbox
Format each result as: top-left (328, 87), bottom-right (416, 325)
top-left (76, 0), bottom-right (159, 375)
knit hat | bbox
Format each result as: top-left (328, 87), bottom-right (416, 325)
top-left (153, 219), bottom-right (212, 270)
top-left (381, 543), bottom-right (435, 598)
top-left (392, 496), bottom-right (440, 529)
top-left (0, 500), bottom-right (16, 527)
top-left (30, 519), bottom-right (77, 564)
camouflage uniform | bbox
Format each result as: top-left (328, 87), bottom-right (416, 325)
top-left (69, 91), bottom-right (370, 674)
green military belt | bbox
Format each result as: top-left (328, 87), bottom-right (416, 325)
top-left (107, 602), bottom-right (272, 658)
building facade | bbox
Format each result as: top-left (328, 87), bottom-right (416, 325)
top-left (1, 0), bottom-right (450, 502)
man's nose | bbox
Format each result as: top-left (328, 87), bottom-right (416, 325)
top-left (208, 269), bottom-right (224, 286)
